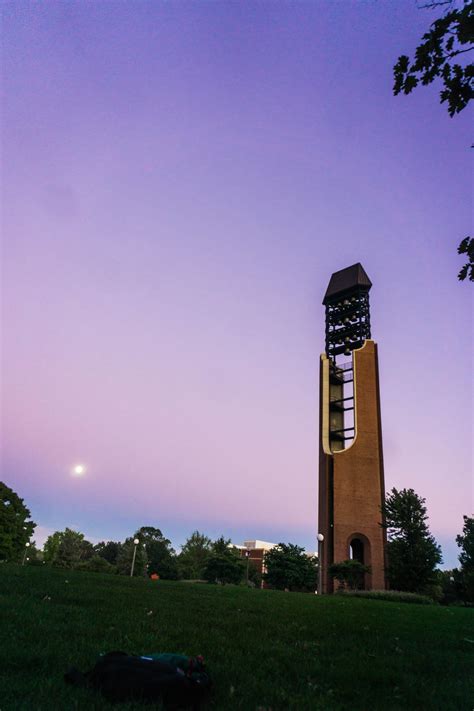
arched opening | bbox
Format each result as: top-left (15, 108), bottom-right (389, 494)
top-left (347, 533), bottom-right (372, 590)
top-left (350, 538), bottom-right (365, 564)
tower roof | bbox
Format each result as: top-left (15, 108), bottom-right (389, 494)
top-left (323, 263), bottom-right (372, 305)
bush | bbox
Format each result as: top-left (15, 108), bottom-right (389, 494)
top-left (335, 589), bottom-right (435, 605)
top-left (422, 583), bottom-right (443, 603)
top-left (329, 559), bottom-right (370, 590)
top-left (76, 556), bottom-right (116, 574)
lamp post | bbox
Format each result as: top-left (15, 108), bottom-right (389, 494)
top-left (317, 533), bottom-right (324, 595)
top-left (22, 542), bottom-right (30, 566)
top-left (130, 538), bottom-right (139, 577)
top-left (245, 549), bottom-right (250, 586)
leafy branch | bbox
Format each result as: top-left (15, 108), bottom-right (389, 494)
top-left (393, 1), bottom-right (474, 116)
top-left (457, 236), bottom-right (474, 281)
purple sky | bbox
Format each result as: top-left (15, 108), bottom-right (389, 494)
top-left (2, 1), bottom-right (472, 566)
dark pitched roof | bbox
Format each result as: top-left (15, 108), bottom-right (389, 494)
top-left (323, 263), bottom-right (372, 304)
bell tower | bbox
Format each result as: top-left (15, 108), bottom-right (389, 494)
top-left (318, 263), bottom-right (386, 592)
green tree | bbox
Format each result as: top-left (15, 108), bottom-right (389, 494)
top-left (329, 559), bottom-right (371, 591)
top-left (455, 515), bottom-right (474, 603)
top-left (94, 540), bottom-right (123, 565)
top-left (203, 536), bottom-right (245, 585)
top-left (43, 531), bottom-right (63, 564)
top-left (393, 0), bottom-right (474, 282)
top-left (0, 482), bottom-right (36, 561)
top-left (116, 536), bottom-right (148, 577)
top-left (43, 528), bottom-right (93, 568)
top-left (382, 487), bottom-right (442, 594)
top-left (263, 543), bottom-right (318, 592)
top-left (135, 526), bottom-right (179, 579)
top-left (177, 530), bottom-right (212, 579)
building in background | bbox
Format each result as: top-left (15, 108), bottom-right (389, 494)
top-left (234, 540), bottom-right (277, 587)
top-left (318, 264), bottom-right (386, 593)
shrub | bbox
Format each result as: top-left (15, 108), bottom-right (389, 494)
top-left (76, 555), bottom-right (116, 574)
top-left (335, 589), bottom-right (435, 605)
top-left (422, 583), bottom-right (443, 603)
top-left (329, 559), bottom-right (370, 590)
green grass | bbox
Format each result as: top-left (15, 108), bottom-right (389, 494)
top-left (1, 565), bottom-right (473, 710)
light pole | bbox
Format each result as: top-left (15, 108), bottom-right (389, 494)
top-left (317, 533), bottom-right (324, 595)
top-left (130, 538), bottom-right (139, 577)
top-left (245, 549), bottom-right (250, 586)
top-left (22, 542), bottom-right (30, 566)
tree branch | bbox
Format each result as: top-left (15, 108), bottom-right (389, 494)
top-left (446, 47), bottom-right (474, 58)
top-left (417, 0), bottom-right (454, 8)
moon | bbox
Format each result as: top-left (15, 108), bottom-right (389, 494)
top-left (72, 464), bottom-right (86, 477)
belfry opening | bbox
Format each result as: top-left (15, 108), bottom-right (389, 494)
top-left (318, 264), bottom-right (386, 593)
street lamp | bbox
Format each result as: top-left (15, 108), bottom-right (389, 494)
top-left (22, 542), bottom-right (30, 566)
top-left (244, 549), bottom-right (250, 586)
top-left (130, 538), bottom-right (140, 577)
top-left (317, 533), bottom-right (324, 595)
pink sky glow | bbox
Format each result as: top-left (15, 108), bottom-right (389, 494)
top-left (1, 1), bottom-right (472, 566)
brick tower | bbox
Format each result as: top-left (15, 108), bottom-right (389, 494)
top-left (318, 263), bottom-right (386, 592)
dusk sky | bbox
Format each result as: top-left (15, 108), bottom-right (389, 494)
top-left (2, 1), bottom-right (472, 567)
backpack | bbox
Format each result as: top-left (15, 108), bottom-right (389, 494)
top-left (64, 650), bottom-right (211, 709)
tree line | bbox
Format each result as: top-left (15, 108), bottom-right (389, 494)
top-left (1, 480), bottom-right (472, 603)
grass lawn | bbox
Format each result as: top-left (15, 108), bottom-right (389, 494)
top-left (1, 564), bottom-right (473, 710)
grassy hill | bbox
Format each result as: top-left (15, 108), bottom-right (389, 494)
top-left (1, 564), bottom-right (473, 710)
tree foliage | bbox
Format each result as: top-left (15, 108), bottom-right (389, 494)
top-left (76, 555), bottom-right (116, 574)
top-left (0, 482), bottom-right (36, 561)
top-left (43, 531), bottom-right (63, 564)
top-left (177, 530), bottom-right (212, 580)
top-left (43, 528), bottom-right (94, 568)
top-left (135, 526), bottom-right (179, 579)
top-left (116, 536), bottom-right (148, 577)
top-left (263, 543), bottom-right (318, 592)
top-left (94, 540), bottom-right (123, 565)
top-left (203, 536), bottom-right (244, 585)
top-left (329, 559), bottom-right (371, 591)
top-left (382, 487), bottom-right (442, 594)
top-left (457, 236), bottom-right (474, 281)
top-left (393, 1), bottom-right (473, 282)
top-left (455, 515), bottom-right (474, 602)
top-left (393, 1), bottom-right (474, 117)
top-left (24, 541), bottom-right (41, 564)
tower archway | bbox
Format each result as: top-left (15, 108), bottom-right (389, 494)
top-left (348, 533), bottom-right (372, 589)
